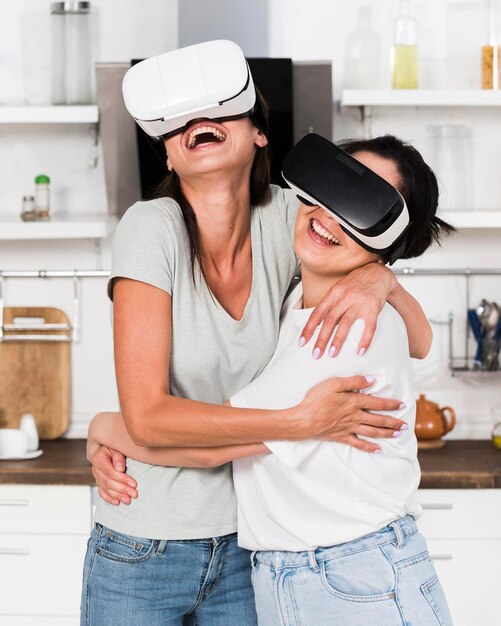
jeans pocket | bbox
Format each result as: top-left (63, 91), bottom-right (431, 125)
top-left (320, 553), bottom-right (396, 603)
top-left (421, 575), bottom-right (450, 625)
top-left (96, 526), bottom-right (156, 564)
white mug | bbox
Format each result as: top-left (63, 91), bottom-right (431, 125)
top-left (0, 429), bottom-right (30, 457)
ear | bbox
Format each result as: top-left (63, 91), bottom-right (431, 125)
top-left (166, 157), bottom-right (173, 172)
top-left (255, 131), bottom-right (268, 148)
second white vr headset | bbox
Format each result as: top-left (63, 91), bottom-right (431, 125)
top-left (282, 134), bottom-right (412, 264)
top-left (122, 40), bottom-right (260, 140)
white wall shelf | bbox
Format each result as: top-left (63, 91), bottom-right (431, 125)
top-left (0, 214), bottom-right (117, 240)
top-left (439, 211), bottom-right (501, 229)
top-left (0, 105), bottom-right (99, 124)
top-left (341, 90), bottom-right (501, 108)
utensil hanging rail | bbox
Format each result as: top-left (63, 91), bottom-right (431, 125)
top-left (0, 269), bottom-right (109, 342)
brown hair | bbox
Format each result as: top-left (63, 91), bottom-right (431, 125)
top-left (154, 89), bottom-right (271, 283)
top-left (337, 135), bottom-right (455, 261)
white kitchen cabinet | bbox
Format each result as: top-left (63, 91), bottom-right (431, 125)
top-left (417, 489), bottom-right (501, 626)
top-left (0, 485), bottom-right (92, 625)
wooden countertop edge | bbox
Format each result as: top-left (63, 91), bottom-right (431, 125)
top-left (0, 439), bottom-right (499, 488)
top-left (419, 472), bottom-right (498, 489)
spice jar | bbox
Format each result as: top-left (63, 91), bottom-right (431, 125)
top-left (20, 195), bottom-right (37, 222)
top-left (34, 174), bottom-right (51, 221)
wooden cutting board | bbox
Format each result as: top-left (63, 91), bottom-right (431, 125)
top-left (0, 307), bottom-right (71, 439)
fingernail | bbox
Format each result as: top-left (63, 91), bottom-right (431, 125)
top-left (373, 449), bottom-right (382, 454)
top-left (365, 375), bottom-right (375, 383)
top-left (128, 481), bottom-right (136, 488)
top-left (392, 430), bottom-right (402, 438)
top-left (128, 490), bottom-right (136, 497)
top-left (399, 403), bottom-right (406, 410)
top-left (120, 496), bottom-right (130, 504)
top-left (298, 336), bottom-right (306, 347)
top-left (328, 346), bottom-right (337, 357)
top-left (112, 500), bottom-right (120, 506)
top-left (358, 347), bottom-right (366, 356)
top-left (312, 347), bottom-right (321, 359)
top-left (116, 464), bottom-right (125, 471)
top-left (400, 423), bottom-right (409, 431)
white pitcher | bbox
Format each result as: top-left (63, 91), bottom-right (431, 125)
top-left (19, 414), bottom-right (39, 451)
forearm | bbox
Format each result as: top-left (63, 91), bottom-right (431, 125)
top-left (121, 392), bottom-right (308, 447)
top-left (388, 279), bottom-right (432, 359)
top-left (89, 411), bottom-right (270, 466)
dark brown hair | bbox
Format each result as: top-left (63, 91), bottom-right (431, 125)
top-left (337, 134), bottom-right (455, 261)
top-left (154, 89), bottom-right (271, 283)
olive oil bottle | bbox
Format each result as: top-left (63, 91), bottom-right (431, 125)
top-left (391, 0), bottom-right (418, 89)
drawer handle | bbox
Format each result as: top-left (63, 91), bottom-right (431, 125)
top-left (421, 503), bottom-right (453, 510)
top-left (430, 554), bottom-right (453, 561)
top-left (0, 499), bottom-right (29, 506)
top-left (0, 548), bottom-right (30, 555)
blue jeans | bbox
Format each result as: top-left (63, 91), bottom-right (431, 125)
top-left (251, 516), bottom-right (453, 626)
top-left (80, 523), bottom-right (257, 626)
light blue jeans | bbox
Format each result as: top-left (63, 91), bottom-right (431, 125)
top-left (80, 523), bottom-right (257, 626)
top-left (251, 516), bottom-right (453, 626)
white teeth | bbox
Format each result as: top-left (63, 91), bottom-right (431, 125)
top-left (311, 219), bottom-right (340, 244)
top-left (186, 125), bottom-right (227, 149)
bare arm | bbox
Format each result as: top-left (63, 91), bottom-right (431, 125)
top-left (299, 262), bottom-right (432, 359)
top-left (87, 411), bottom-right (268, 468)
top-left (113, 278), bottom-right (405, 450)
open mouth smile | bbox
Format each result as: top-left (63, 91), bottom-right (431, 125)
top-left (309, 218), bottom-right (341, 246)
top-left (185, 123), bottom-right (227, 149)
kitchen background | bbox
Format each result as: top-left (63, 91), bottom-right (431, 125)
top-left (2, 0), bottom-right (500, 439)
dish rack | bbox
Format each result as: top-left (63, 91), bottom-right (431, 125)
top-left (394, 266), bottom-right (501, 378)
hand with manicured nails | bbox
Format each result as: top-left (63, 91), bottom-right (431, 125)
top-left (299, 262), bottom-right (395, 359)
top-left (91, 446), bottom-right (137, 506)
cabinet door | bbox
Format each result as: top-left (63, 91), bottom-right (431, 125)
top-left (427, 539), bottom-right (501, 626)
top-left (417, 489), bottom-right (501, 539)
top-left (0, 534), bottom-right (88, 616)
top-left (0, 485), bottom-right (92, 534)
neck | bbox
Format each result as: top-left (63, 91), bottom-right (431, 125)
top-left (180, 174), bottom-right (252, 267)
top-left (301, 267), bottom-right (345, 309)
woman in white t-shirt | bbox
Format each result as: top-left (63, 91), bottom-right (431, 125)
top-left (88, 135), bottom-right (453, 625)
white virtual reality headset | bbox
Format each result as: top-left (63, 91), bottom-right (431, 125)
top-left (122, 40), bottom-right (263, 140)
top-left (282, 134), bottom-right (412, 264)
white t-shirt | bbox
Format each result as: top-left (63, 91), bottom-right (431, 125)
top-left (231, 283), bottom-right (421, 552)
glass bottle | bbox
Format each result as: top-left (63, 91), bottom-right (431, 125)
top-left (482, 0), bottom-right (500, 89)
top-left (391, 0), bottom-right (418, 89)
top-left (492, 404), bottom-right (501, 449)
top-left (344, 5), bottom-right (381, 89)
top-left (34, 174), bottom-right (51, 221)
top-left (51, 2), bottom-right (92, 104)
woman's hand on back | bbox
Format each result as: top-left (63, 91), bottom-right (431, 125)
top-left (91, 445), bottom-right (138, 506)
top-left (299, 261), bottom-right (394, 359)
top-left (291, 374), bottom-right (407, 454)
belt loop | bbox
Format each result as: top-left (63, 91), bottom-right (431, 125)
top-left (389, 520), bottom-right (405, 549)
top-left (308, 550), bottom-right (320, 572)
top-left (155, 540), bottom-right (168, 556)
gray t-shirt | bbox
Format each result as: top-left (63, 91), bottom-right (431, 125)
top-left (95, 185), bottom-right (300, 539)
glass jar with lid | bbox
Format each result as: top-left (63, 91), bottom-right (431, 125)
top-left (491, 404), bottom-right (501, 449)
top-left (51, 1), bottom-right (92, 105)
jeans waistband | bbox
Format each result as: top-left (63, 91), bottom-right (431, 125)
top-left (253, 515), bottom-right (418, 570)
